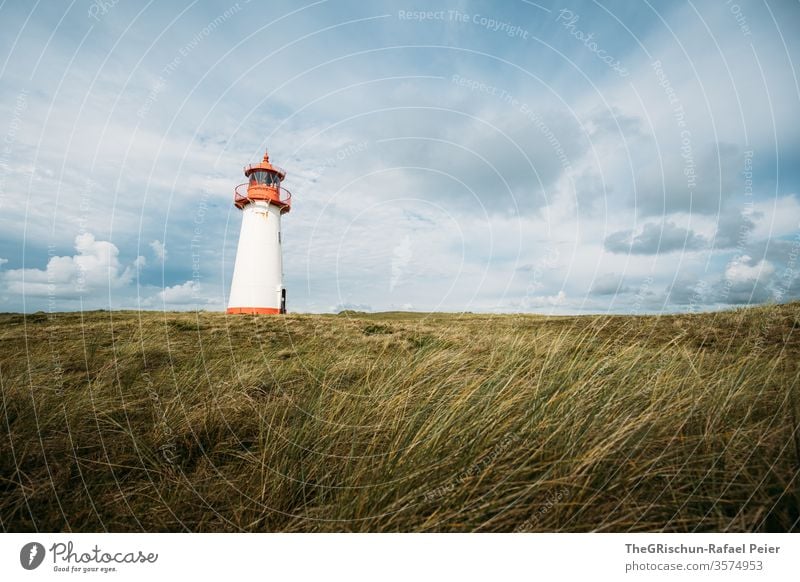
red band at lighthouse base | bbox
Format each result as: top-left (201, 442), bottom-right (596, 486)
top-left (227, 307), bottom-right (282, 315)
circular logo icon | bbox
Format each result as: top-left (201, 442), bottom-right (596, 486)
top-left (20, 542), bottom-right (46, 570)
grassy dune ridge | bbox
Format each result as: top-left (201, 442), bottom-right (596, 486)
top-left (1, 304), bottom-right (798, 532)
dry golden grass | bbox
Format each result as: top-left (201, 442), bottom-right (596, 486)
top-left (1, 303), bottom-right (798, 532)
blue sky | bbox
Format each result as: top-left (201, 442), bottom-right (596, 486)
top-left (0, 0), bottom-right (798, 313)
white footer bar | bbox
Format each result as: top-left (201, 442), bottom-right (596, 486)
top-left (1, 533), bottom-right (797, 581)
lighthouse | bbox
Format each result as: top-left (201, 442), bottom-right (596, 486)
top-left (227, 150), bottom-right (292, 315)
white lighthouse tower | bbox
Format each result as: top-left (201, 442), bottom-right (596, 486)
top-left (227, 150), bottom-right (292, 314)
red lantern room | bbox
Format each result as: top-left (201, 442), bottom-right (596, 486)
top-left (234, 150), bottom-right (292, 213)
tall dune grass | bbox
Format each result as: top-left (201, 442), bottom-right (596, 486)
top-left (1, 304), bottom-right (798, 531)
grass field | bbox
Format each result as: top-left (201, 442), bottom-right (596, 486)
top-left (1, 303), bottom-right (798, 532)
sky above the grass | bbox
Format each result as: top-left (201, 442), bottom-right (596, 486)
top-left (0, 0), bottom-right (799, 314)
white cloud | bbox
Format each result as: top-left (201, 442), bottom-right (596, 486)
top-left (158, 280), bottom-right (199, 304)
top-left (522, 291), bottom-right (567, 308)
top-left (149, 240), bottom-right (167, 263)
top-left (717, 256), bottom-right (777, 305)
top-left (750, 195), bottom-right (800, 241)
top-left (605, 221), bottom-right (707, 255)
top-left (1, 233), bottom-right (136, 298)
top-left (725, 256), bottom-right (774, 284)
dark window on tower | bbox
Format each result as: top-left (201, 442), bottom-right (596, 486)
top-left (249, 171), bottom-right (280, 186)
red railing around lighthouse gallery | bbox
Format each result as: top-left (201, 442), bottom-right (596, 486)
top-left (234, 183), bottom-right (292, 213)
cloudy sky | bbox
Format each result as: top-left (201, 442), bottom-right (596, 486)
top-left (0, 0), bottom-right (798, 314)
